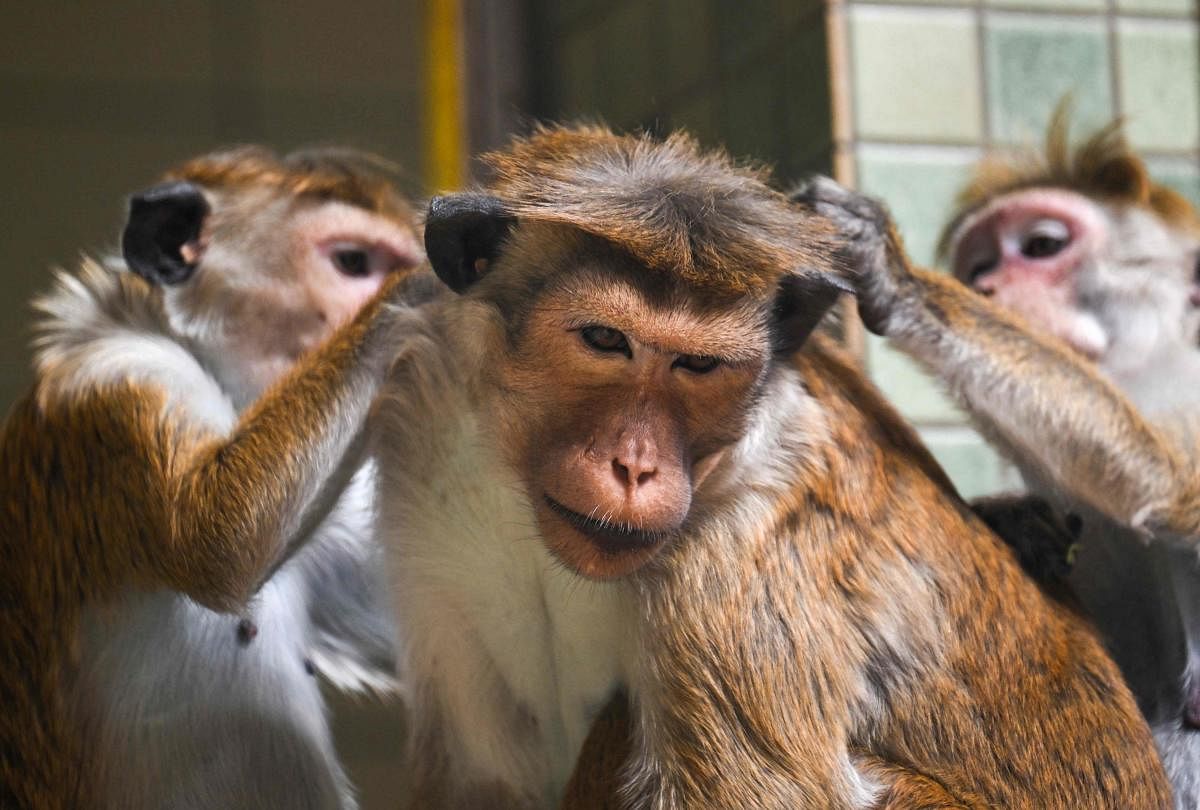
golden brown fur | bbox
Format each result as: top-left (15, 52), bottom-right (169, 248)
top-left (0, 272), bottom-right (405, 808)
top-left (381, 124), bottom-right (1169, 808)
top-left (0, 147), bottom-right (425, 808)
top-left (568, 336), bottom-right (1168, 809)
top-left (170, 145), bottom-right (416, 225)
top-left (804, 116), bottom-right (1200, 806)
top-left (482, 125), bottom-right (836, 298)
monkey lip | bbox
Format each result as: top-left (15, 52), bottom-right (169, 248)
top-left (543, 495), bottom-right (670, 556)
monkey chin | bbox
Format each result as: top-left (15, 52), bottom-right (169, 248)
top-left (538, 496), bottom-right (672, 580)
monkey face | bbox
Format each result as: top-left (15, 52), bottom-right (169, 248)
top-left (492, 270), bottom-right (769, 580)
top-left (946, 187), bottom-right (1200, 371)
top-left (128, 183), bottom-right (423, 406)
top-left (423, 162), bottom-right (838, 580)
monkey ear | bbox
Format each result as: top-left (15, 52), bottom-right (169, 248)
top-left (423, 193), bottom-right (516, 293)
top-left (122, 181), bottom-right (210, 286)
top-left (772, 270), bottom-right (853, 354)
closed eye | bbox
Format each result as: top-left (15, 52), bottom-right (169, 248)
top-left (580, 325), bottom-right (632, 358)
top-left (672, 354), bottom-right (721, 374)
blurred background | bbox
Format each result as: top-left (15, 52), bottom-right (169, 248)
top-left (1, 1), bottom-right (1197, 805)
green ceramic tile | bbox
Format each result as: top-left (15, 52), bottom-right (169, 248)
top-left (1115, 0), bottom-right (1196, 15)
top-left (987, 0), bottom-right (1106, 11)
top-left (850, 7), bottom-right (983, 142)
top-left (1117, 20), bottom-right (1199, 153)
top-left (1147, 157), bottom-right (1200, 207)
top-left (856, 145), bottom-right (979, 266)
top-left (866, 334), bottom-right (965, 424)
top-left (918, 427), bottom-right (1021, 498)
top-left (985, 15), bottom-right (1114, 145)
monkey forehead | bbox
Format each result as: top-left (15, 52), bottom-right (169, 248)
top-left (535, 271), bottom-right (771, 363)
top-left (482, 124), bottom-right (836, 296)
top-left (167, 144), bottom-right (416, 224)
top-left (937, 116), bottom-right (1200, 259)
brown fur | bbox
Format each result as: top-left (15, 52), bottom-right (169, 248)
top-left (0, 141), bottom-right (426, 807)
top-left (562, 334), bottom-right (1168, 809)
top-left (394, 125), bottom-right (1169, 808)
top-left (482, 125), bottom-right (836, 298)
top-left (0, 270), bottom-right (406, 808)
top-left (169, 145), bottom-right (415, 224)
top-left (938, 103), bottom-right (1200, 259)
top-left (800, 118), bottom-right (1200, 803)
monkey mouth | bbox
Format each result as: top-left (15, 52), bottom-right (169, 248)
top-left (543, 495), bottom-right (670, 556)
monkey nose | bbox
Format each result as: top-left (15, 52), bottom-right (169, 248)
top-left (612, 457), bottom-right (657, 491)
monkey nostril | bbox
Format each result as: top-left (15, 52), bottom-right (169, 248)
top-left (612, 459), bottom-right (631, 487)
top-left (612, 458), bottom-right (656, 490)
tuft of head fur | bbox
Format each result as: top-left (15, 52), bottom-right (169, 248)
top-left (938, 103), bottom-right (1200, 260)
top-left (480, 124), bottom-right (835, 298)
top-left (167, 145), bottom-right (416, 224)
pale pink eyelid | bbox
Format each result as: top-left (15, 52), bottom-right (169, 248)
top-left (318, 233), bottom-right (424, 270)
top-left (952, 188), bottom-right (1103, 274)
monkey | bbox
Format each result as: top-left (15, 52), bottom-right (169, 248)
top-left (0, 146), bottom-right (434, 809)
top-left (791, 114), bottom-right (1200, 807)
top-left (370, 123), bottom-right (1170, 808)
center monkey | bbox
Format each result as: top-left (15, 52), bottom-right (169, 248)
top-left (376, 126), bottom-right (1168, 807)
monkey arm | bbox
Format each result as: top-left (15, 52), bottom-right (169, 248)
top-left (793, 176), bottom-right (1200, 540)
top-left (160, 277), bottom-right (424, 612)
top-left (889, 265), bottom-right (1200, 541)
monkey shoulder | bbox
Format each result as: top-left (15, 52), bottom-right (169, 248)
top-left (30, 259), bottom-right (235, 434)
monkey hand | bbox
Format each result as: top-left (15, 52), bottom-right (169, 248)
top-left (971, 495), bottom-right (1083, 584)
top-left (789, 175), bottom-right (916, 336)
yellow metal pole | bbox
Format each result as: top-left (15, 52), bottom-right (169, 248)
top-left (424, 0), bottom-right (466, 192)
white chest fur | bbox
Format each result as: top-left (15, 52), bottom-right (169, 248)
top-left (378, 393), bottom-right (634, 802)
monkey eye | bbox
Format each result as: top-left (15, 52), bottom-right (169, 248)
top-left (672, 354), bottom-right (721, 374)
top-left (580, 325), bottom-right (632, 357)
top-left (1020, 219), bottom-right (1070, 260)
top-left (332, 247), bottom-right (372, 277)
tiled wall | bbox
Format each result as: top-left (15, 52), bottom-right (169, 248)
top-left (833, 0), bottom-right (1200, 497)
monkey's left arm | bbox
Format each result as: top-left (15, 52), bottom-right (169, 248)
top-left (793, 176), bottom-right (1200, 541)
top-left (160, 276), bottom-right (428, 612)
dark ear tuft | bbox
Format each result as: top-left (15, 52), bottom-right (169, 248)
top-left (424, 193), bottom-right (516, 293)
top-left (122, 181), bottom-right (209, 286)
top-left (772, 271), bottom-right (849, 354)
